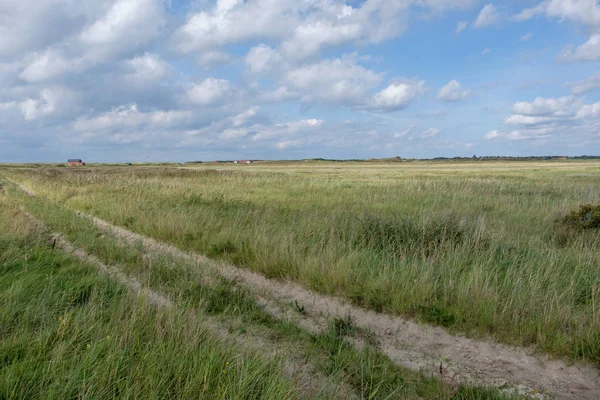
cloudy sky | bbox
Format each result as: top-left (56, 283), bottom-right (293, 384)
top-left (1, 0), bottom-right (600, 162)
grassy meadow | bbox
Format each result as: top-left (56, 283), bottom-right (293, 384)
top-left (2, 160), bottom-right (600, 368)
top-left (0, 171), bottom-right (517, 399)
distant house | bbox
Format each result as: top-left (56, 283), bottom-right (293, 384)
top-left (67, 159), bottom-right (85, 166)
top-left (235, 160), bottom-right (252, 164)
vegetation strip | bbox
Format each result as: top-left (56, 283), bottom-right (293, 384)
top-left (6, 177), bottom-right (598, 399)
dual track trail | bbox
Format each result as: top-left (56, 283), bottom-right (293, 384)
top-left (7, 177), bottom-right (600, 400)
top-left (17, 208), bottom-right (358, 400)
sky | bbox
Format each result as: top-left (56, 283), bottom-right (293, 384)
top-left (1, 0), bottom-right (600, 162)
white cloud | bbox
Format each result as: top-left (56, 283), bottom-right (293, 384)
top-left (419, 127), bottom-right (441, 138)
top-left (485, 129), bottom-right (553, 141)
top-left (481, 48), bottom-right (492, 55)
top-left (394, 124), bottom-right (416, 138)
top-left (187, 78), bottom-right (236, 106)
top-left (485, 129), bottom-right (503, 139)
top-left (245, 45), bottom-right (284, 75)
top-left (515, 0), bottom-right (600, 27)
top-left (19, 49), bottom-right (78, 83)
top-left (125, 53), bottom-right (168, 83)
top-left (436, 80), bottom-right (471, 102)
top-left (79, 0), bottom-right (164, 56)
top-left (475, 4), bottom-right (500, 28)
top-left (16, 0), bottom-right (166, 83)
top-left (504, 114), bottom-right (556, 125)
top-left (172, 0), bottom-right (299, 54)
top-left (19, 86), bottom-right (78, 121)
top-left (369, 80), bottom-right (427, 111)
top-left (282, 56), bottom-right (383, 106)
top-left (73, 104), bottom-right (191, 132)
top-left (281, 22), bottom-right (363, 60)
top-left (567, 73), bottom-right (600, 94)
top-left (576, 101), bottom-right (600, 119)
top-left (512, 96), bottom-right (578, 116)
top-left (488, 95), bottom-right (600, 142)
top-left (456, 20), bottom-right (468, 33)
top-left (251, 118), bottom-right (324, 142)
top-left (174, 0), bottom-right (445, 60)
top-left (559, 34), bottom-right (600, 61)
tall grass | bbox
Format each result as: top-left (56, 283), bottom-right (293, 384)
top-left (0, 205), bottom-right (296, 399)
top-left (0, 181), bottom-right (514, 399)
top-left (4, 161), bottom-right (600, 363)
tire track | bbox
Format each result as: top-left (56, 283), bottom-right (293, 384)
top-left (17, 208), bottom-right (357, 400)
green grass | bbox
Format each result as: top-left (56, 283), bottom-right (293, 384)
top-left (3, 160), bottom-right (600, 365)
top-left (0, 206), bottom-right (296, 399)
top-left (0, 181), bottom-right (514, 399)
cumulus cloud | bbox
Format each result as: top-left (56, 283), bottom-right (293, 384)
top-left (281, 56), bottom-right (383, 106)
top-left (475, 4), bottom-right (500, 28)
top-left (245, 45), bottom-right (285, 75)
top-left (576, 101), bottom-right (600, 119)
top-left (368, 81), bottom-right (427, 112)
top-left (512, 96), bottom-right (578, 116)
top-left (79, 0), bottom-right (165, 56)
top-left (187, 78), bottom-right (237, 106)
top-left (174, 0), bottom-right (413, 59)
top-left (19, 50), bottom-right (79, 83)
top-left (125, 53), bottom-right (169, 83)
top-left (487, 95), bottom-right (600, 141)
top-left (436, 80), bottom-right (470, 102)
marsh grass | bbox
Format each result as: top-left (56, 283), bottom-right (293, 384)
top-left (0, 181), bottom-right (514, 399)
top-left (0, 204), bottom-right (296, 399)
top-left (3, 161), bottom-right (600, 363)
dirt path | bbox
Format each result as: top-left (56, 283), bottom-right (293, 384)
top-left (19, 208), bottom-right (355, 400)
top-left (8, 178), bottom-right (600, 399)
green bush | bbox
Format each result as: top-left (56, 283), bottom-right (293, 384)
top-left (558, 204), bottom-right (600, 230)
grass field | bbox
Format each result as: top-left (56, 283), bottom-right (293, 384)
top-left (0, 169), bottom-right (519, 399)
top-left (2, 160), bottom-right (600, 398)
top-left (6, 161), bottom-right (600, 364)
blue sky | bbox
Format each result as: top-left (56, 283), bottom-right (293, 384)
top-left (1, 0), bottom-right (599, 162)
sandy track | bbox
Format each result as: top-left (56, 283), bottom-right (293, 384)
top-left (8, 178), bottom-right (600, 399)
top-left (18, 209), bottom-right (354, 400)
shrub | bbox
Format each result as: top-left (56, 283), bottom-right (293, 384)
top-left (558, 204), bottom-right (600, 230)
